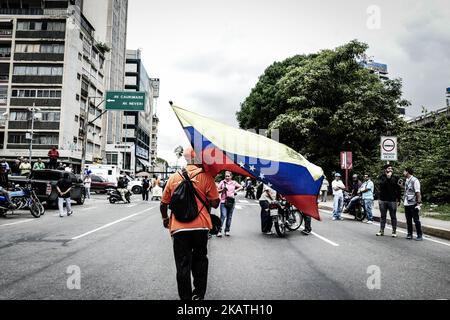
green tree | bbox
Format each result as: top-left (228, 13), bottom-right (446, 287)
top-left (237, 40), bottom-right (409, 176)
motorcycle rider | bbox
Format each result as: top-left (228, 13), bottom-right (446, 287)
top-left (0, 187), bottom-right (17, 210)
top-left (343, 174), bottom-right (362, 213)
top-left (117, 176), bottom-right (129, 203)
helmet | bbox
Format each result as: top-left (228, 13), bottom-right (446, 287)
top-left (335, 173), bottom-right (341, 177)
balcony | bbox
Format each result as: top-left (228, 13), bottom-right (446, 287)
top-left (10, 98), bottom-right (61, 107)
top-left (7, 121), bottom-right (60, 130)
top-left (0, 30), bottom-right (13, 38)
top-left (14, 53), bottom-right (64, 62)
top-left (12, 75), bottom-right (63, 84)
top-left (0, 75), bottom-right (9, 83)
top-left (0, 95), bottom-right (7, 105)
top-left (0, 8), bottom-right (44, 15)
top-left (16, 30), bottom-right (66, 40)
top-left (0, 52), bottom-right (11, 60)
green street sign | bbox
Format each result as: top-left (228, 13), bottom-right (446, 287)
top-left (105, 91), bottom-right (146, 111)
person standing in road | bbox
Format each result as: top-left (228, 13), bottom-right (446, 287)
top-left (57, 172), bottom-right (73, 218)
top-left (19, 158), bottom-right (31, 177)
top-left (33, 158), bottom-right (45, 171)
top-left (0, 158), bottom-right (10, 189)
top-left (403, 168), bottom-right (423, 241)
top-left (332, 173), bottom-right (346, 221)
top-left (142, 177), bottom-right (150, 201)
top-left (359, 174), bottom-right (374, 224)
top-left (48, 146), bottom-right (59, 170)
top-left (320, 176), bottom-right (329, 202)
top-left (259, 184), bottom-right (276, 235)
top-left (376, 164), bottom-right (401, 237)
top-left (83, 174), bottom-right (92, 200)
top-left (217, 171), bottom-right (242, 237)
top-left (160, 147), bottom-right (220, 301)
top-left (11, 159), bottom-right (21, 176)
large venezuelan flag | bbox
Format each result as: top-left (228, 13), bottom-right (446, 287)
top-left (172, 105), bottom-right (324, 220)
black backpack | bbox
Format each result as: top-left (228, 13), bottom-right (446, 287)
top-left (169, 168), bottom-right (208, 222)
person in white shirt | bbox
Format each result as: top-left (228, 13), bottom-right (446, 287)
top-left (332, 173), bottom-right (346, 220)
top-left (259, 184), bottom-right (276, 235)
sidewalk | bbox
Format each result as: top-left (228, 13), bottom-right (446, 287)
top-left (318, 199), bottom-right (450, 241)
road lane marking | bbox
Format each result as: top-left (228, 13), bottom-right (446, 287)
top-left (239, 200), bottom-right (249, 203)
top-left (71, 206), bottom-right (157, 241)
top-left (235, 205), bottom-right (243, 210)
top-left (308, 229), bottom-right (340, 247)
top-left (0, 219), bottom-right (35, 227)
top-left (126, 203), bottom-right (139, 208)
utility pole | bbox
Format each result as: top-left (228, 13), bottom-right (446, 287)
top-left (28, 103), bottom-right (40, 163)
top-left (81, 97), bottom-right (105, 176)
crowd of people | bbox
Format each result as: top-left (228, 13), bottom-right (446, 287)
top-left (328, 164), bottom-right (423, 241)
top-left (159, 148), bottom-right (427, 301)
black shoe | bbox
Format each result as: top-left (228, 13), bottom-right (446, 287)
top-left (406, 234), bottom-right (413, 240)
top-left (415, 236), bottom-right (423, 241)
top-left (302, 229), bottom-right (311, 235)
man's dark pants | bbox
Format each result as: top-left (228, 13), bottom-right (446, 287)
top-left (404, 205), bottom-right (422, 237)
top-left (259, 200), bottom-right (272, 233)
top-left (379, 201), bottom-right (398, 232)
top-left (48, 158), bottom-right (57, 170)
top-left (303, 215), bottom-right (312, 232)
top-left (142, 190), bottom-right (149, 201)
top-left (172, 230), bottom-right (209, 300)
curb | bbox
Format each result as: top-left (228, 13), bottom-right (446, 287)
top-left (318, 205), bottom-right (450, 241)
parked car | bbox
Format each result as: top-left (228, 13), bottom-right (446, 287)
top-left (90, 174), bottom-right (116, 194)
top-left (9, 170), bottom-right (85, 207)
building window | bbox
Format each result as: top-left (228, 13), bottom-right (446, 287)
top-left (106, 153), bottom-right (118, 165)
top-left (76, 94), bottom-right (80, 101)
top-left (12, 88), bottom-right (62, 98)
top-left (75, 115), bottom-right (79, 122)
top-left (16, 21), bottom-right (65, 32)
top-left (13, 65), bottom-right (63, 76)
top-left (15, 44), bottom-right (64, 54)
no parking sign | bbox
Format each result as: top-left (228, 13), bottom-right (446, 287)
top-left (381, 136), bottom-right (398, 161)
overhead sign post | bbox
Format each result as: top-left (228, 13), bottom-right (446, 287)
top-left (105, 91), bottom-right (146, 111)
top-left (340, 151), bottom-right (353, 190)
top-left (381, 136), bottom-right (398, 162)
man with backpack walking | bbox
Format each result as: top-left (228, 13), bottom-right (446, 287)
top-left (160, 147), bottom-right (220, 300)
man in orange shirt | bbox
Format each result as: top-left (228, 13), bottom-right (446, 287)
top-left (160, 147), bottom-right (220, 300)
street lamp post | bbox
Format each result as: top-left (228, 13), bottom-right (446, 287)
top-left (81, 97), bottom-right (105, 176)
top-left (28, 104), bottom-right (41, 163)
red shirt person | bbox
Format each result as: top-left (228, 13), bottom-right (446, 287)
top-left (48, 147), bottom-right (59, 169)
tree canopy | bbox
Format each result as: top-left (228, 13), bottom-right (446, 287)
top-left (237, 40), bottom-right (409, 176)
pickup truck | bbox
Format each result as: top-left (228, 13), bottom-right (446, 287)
top-left (9, 170), bottom-right (85, 207)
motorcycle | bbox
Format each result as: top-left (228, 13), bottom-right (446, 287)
top-left (343, 191), bottom-right (366, 221)
top-left (0, 185), bottom-right (44, 218)
top-left (269, 198), bottom-right (303, 237)
top-left (107, 188), bottom-right (131, 204)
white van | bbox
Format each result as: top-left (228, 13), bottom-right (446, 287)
top-left (88, 165), bottom-right (121, 186)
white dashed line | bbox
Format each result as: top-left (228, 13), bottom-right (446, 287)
top-left (0, 219), bottom-right (36, 227)
top-left (71, 206), bottom-right (157, 241)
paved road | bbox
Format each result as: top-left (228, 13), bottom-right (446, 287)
top-left (0, 193), bottom-right (449, 300)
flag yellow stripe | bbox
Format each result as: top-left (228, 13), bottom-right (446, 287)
top-left (172, 105), bottom-right (323, 180)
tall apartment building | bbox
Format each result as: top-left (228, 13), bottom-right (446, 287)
top-left (0, 0), bottom-right (107, 171)
top-left (107, 48), bottom-right (157, 174)
top-left (81, 0), bottom-right (128, 158)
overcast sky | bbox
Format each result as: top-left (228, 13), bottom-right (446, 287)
top-left (126, 0), bottom-right (450, 165)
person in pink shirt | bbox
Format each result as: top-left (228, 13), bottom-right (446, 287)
top-left (217, 171), bottom-right (243, 237)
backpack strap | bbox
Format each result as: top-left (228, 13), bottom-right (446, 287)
top-left (178, 167), bottom-right (211, 214)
